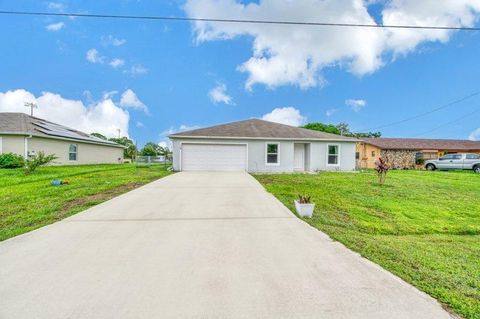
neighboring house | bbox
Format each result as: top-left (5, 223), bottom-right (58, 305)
top-left (169, 119), bottom-right (358, 172)
top-left (0, 112), bottom-right (124, 165)
top-left (357, 138), bottom-right (480, 169)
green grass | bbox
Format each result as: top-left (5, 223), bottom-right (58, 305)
top-left (255, 170), bottom-right (480, 319)
top-left (0, 164), bottom-right (173, 241)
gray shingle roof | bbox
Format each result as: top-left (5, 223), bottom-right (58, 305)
top-left (363, 137), bottom-right (480, 151)
top-left (169, 119), bottom-right (358, 141)
top-left (0, 112), bottom-right (122, 147)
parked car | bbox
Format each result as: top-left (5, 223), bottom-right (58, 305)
top-left (425, 153), bottom-right (480, 173)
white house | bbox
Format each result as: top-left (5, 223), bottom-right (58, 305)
top-left (169, 119), bottom-right (358, 172)
top-left (0, 112), bottom-right (124, 165)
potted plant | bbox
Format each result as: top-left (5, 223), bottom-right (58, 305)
top-left (294, 195), bottom-right (315, 218)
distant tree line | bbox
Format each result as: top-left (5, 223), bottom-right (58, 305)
top-left (90, 133), bottom-right (171, 160)
top-left (301, 122), bottom-right (381, 138)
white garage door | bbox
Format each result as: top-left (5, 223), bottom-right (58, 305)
top-left (181, 143), bottom-right (247, 171)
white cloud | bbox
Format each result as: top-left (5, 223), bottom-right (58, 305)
top-left (101, 35), bottom-right (127, 47)
top-left (124, 65), bottom-right (149, 76)
top-left (119, 89), bottom-right (149, 114)
top-left (136, 121), bottom-right (144, 128)
top-left (45, 22), bottom-right (65, 32)
top-left (325, 108), bottom-right (338, 117)
top-left (0, 89), bottom-right (129, 138)
top-left (469, 128), bottom-right (480, 141)
top-left (184, 0), bottom-right (480, 89)
top-left (46, 2), bottom-right (65, 11)
top-left (109, 58), bottom-right (125, 68)
top-left (86, 48), bottom-right (105, 64)
top-left (345, 99), bottom-right (366, 112)
top-left (208, 83), bottom-right (234, 105)
top-left (261, 107), bottom-right (306, 126)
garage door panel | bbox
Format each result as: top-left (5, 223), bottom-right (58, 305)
top-left (181, 144), bottom-right (247, 171)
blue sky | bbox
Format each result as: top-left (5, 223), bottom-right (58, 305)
top-left (1, 0), bottom-right (480, 146)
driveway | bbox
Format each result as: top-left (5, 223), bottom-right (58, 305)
top-left (0, 172), bottom-right (452, 319)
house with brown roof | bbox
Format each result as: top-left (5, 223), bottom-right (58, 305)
top-left (357, 137), bottom-right (480, 169)
top-left (169, 119), bottom-right (358, 172)
top-left (0, 112), bottom-right (124, 165)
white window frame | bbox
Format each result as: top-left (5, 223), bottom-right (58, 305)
top-left (265, 142), bottom-right (280, 166)
top-left (69, 144), bottom-right (78, 161)
top-left (326, 144), bottom-right (340, 166)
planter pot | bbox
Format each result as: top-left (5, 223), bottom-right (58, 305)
top-left (294, 200), bottom-right (315, 218)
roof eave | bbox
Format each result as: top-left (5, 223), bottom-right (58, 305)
top-left (168, 135), bottom-right (359, 142)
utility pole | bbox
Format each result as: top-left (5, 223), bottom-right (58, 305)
top-left (117, 128), bottom-right (121, 139)
top-left (24, 102), bottom-right (38, 116)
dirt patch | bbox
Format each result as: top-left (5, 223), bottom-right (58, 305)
top-left (58, 182), bottom-right (143, 219)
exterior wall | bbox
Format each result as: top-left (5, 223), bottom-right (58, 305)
top-left (356, 142), bottom-right (381, 169)
top-left (28, 137), bottom-right (123, 165)
top-left (381, 149), bottom-right (417, 169)
top-left (0, 135), bottom-right (26, 156)
top-left (172, 138), bottom-right (356, 172)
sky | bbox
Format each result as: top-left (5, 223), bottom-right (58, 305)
top-left (1, 0), bottom-right (480, 147)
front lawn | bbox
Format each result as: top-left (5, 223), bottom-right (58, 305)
top-left (0, 164), bottom-right (172, 241)
top-left (255, 170), bottom-right (480, 319)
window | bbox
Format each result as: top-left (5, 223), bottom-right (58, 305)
top-left (452, 154), bottom-right (462, 160)
top-left (466, 154), bottom-right (480, 159)
top-left (266, 143), bottom-right (279, 164)
top-left (69, 144), bottom-right (77, 161)
top-left (327, 145), bottom-right (339, 165)
top-left (371, 151), bottom-right (376, 158)
top-left (355, 152), bottom-right (360, 160)
top-left (440, 154), bottom-right (454, 160)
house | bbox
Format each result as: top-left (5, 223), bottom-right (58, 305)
top-left (169, 119), bottom-right (358, 172)
top-left (0, 112), bottom-right (124, 165)
top-left (357, 137), bottom-right (480, 169)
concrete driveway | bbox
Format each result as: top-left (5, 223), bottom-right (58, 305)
top-left (0, 172), bottom-right (452, 319)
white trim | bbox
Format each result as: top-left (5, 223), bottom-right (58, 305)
top-left (0, 137), bottom-right (2, 154)
top-left (69, 143), bottom-right (78, 161)
top-left (179, 141), bottom-right (248, 171)
top-left (170, 135), bottom-right (358, 142)
top-left (326, 143), bottom-right (341, 166)
top-left (265, 142), bottom-right (280, 166)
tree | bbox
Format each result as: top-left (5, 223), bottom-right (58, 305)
top-left (109, 137), bottom-right (137, 159)
top-left (90, 132), bottom-right (107, 140)
top-left (24, 152), bottom-right (58, 174)
top-left (302, 123), bottom-right (340, 135)
top-left (302, 122), bottom-right (381, 138)
top-left (140, 142), bottom-right (162, 156)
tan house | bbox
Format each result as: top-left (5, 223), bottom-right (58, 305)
top-left (357, 138), bottom-right (480, 169)
top-left (0, 112), bottom-right (124, 165)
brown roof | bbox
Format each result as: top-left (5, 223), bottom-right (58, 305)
top-left (169, 119), bottom-right (358, 141)
top-left (0, 112), bottom-right (122, 147)
top-left (363, 137), bottom-right (480, 151)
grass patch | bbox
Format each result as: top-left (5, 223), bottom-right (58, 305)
top-left (255, 170), bottom-right (480, 319)
top-left (0, 164), bottom-right (172, 241)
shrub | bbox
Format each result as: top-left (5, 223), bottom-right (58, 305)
top-left (375, 157), bottom-right (390, 185)
top-left (416, 158), bottom-right (425, 165)
top-left (0, 153), bottom-right (25, 168)
top-left (24, 152), bottom-right (58, 174)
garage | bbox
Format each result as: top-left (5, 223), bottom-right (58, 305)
top-left (181, 143), bottom-right (247, 171)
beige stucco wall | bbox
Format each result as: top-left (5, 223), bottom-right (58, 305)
top-left (0, 135), bottom-right (26, 156)
top-left (27, 137), bottom-right (123, 165)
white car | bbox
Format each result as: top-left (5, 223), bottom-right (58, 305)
top-left (425, 153), bottom-right (480, 173)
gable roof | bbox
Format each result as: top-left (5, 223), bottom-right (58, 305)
top-left (169, 119), bottom-right (358, 141)
top-left (0, 112), bottom-right (123, 147)
top-left (363, 137), bottom-right (480, 151)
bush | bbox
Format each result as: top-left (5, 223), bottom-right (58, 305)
top-left (24, 152), bottom-right (58, 174)
top-left (0, 153), bottom-right (25, 168)
top-left (416, 158), bottom-right (425, 165)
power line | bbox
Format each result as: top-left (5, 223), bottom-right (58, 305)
top-left (411, 107), bottom-right (480, 138)
top-left (357, 90), bottom-right (480, 132)
top-left (1, 10), bottom-right (480, 31)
